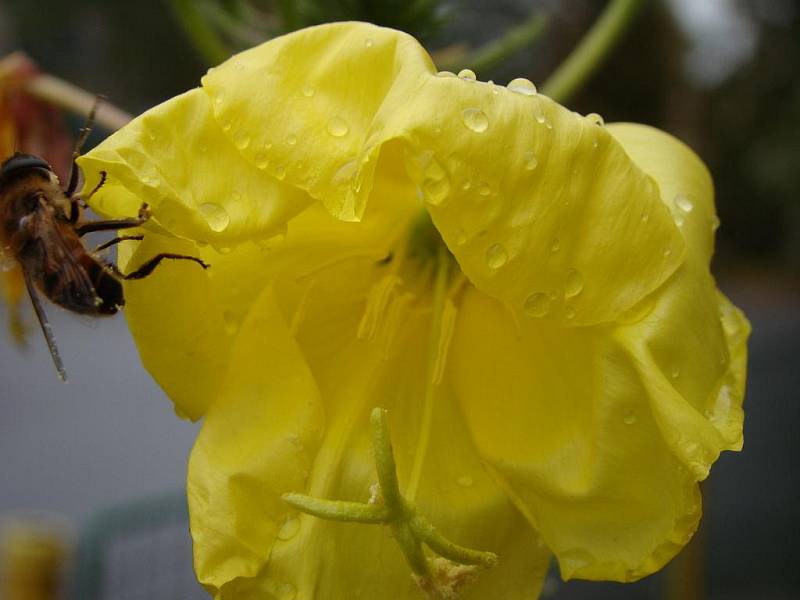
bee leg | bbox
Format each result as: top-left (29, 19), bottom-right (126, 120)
top-left (77, 202), bottom-right (150, 236)
top-left (119, 253), bottom-right (209, 281)
top-left (94, 235), bottom-right (144, 253)
top-left (70, 170), bottom-right (107, 223)
top-left (65, 95), bottom-right (104, 198)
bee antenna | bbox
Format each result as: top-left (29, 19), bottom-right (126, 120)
top-left (22, 272), bottom-right (68, 382)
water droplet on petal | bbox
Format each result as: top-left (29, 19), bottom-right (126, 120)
top-left (286, 134), bottom-right (298, 146)
top-left (564, 268), bottom-right (584, 298)
top-left (420, 159), bottom-right (451, 206)
top-left (663, 244), bottom-right (673, 258)
top-left (711, 215), bottom-right (721, 231)
top-left (437, 70), bottom-right (457, 78)
top-left (675, 193), bottom-right (694, 212)
top-left (534, 108), bottom-right (546, 124)
top-left (461, 108), bottom-right (489, 133)
top-left (458, 68), bottom-right (476, 81)
top-left (623, 410), bottom-right (637, 425)
top-left (586, 112), bottom-right (605, 126)
top-left (254, 152), bottom-right (269, 169)
top-left (524, 292), bottom-right (550, 317)
top-left (545, 119), bottom-right (553, 130)
top-left (199, 203), bottom-right (230, 233)
top-left (524, 151), bottom-right (539, 170)
top-left (364, 38), bottom-right (374, 48)
top-left (507, 77), bottom-right (537, 96)
top-left (327, 116), bottom-right (349, 137)
top-left (478, 182), bottom-right (492, 197)
top-left (221, 120), bottom-right (232, 132)
top-left (486, 243), bottom-right (508, 269)
top-left (302, 83), bottom-right (315, 97)
top-left (274, 165), bottom-right (287, 180)
top-left (671, 366), bottom-right (680, 379)
top-left (461, 180), bottom-right (472, 191)
top-left (214, 93), bottom-right (224, 106)
top-left (277, 516), bottom-right (300, 540)
top-left (549, 238), bottom-right (561, 254)
top-left (564, 305), bottom-right (576, 320)
top-left (233, 131), bottom-right (250, 150)
top-left (457, 475), bottom-right (474, 488)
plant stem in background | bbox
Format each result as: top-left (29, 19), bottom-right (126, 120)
top-left (168, 0), bottom-right (231, 66)
top-left (26, 74), bottom-right (131, 131)
top-left (542, 0), bottom-right (647, 104)
top-left (462, 12), bottom-right (549, 76)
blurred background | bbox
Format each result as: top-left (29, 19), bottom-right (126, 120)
top-left (0, 0), bottom-right (797, 598)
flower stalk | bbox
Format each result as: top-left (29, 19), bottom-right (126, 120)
top-left (542, 0), bottom-right (647, 103)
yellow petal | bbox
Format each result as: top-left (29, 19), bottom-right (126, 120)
top-left (78, 89), bottom-right (314, 246)
top-left (450, 288), bottom-right (702, 583)
top-left (202, 22), bottom-right (684, 325)
top-left (452, 125), bottom-right (749, 582)
top-left (188, 283), bottom-right (325, 593)
top-left (191, 245), bottom-right (550, 598)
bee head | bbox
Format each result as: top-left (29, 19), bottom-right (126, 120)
top-left (1, 153), bottom-right (54, 180)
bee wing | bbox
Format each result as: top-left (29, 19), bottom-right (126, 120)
top-left (33, 211), bottom-right (101, 310)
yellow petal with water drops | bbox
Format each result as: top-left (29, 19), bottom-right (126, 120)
top-left (78, 88), bottom-right (314, 247)
top-left (202, 22), bottom-right (433, 223)
top-left (607, 123), bottom-right (750, 479)
top-left (450, 288), bottom-right (703, 583)
top-left (188, 283), bottom-right (325, 595)
top-left (202, 22), bottom-right (684, 325)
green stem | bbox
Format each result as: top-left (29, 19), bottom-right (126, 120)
top-left (370, 408), bottom-right (405, 515)
top-left (463, 12), bottom-right (549, 76)
top-left (168, 0), bottom-right (232, 66)
top-left (541, 0), bottom-right (647, 104)
top-left (282, 493), bottom-right (389, 523)
top-left (411, 515), bottom-right (497, 568)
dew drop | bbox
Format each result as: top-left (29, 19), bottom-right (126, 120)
top-left (302, 83), bottom-right (315, 97)
top-left (221, 120), bottom-right (232, 132)
top-left (564, 268), bottom-right (584, 298)
top-left (461, 180), bottom-right (472, 191)
top-left (274, 165), bottom-right (287, 180)
top-left (545, 119), bottom-right (553, 130)
top-left (485, 243), bottom-right (508, 269)
top-left (586, 112), bottom-right (605, 127)
top-left (214, 93), bottom-right (224, 106)
top-left (461, 108), bottom-right (489, 133)
top-left (233, 62), bottom-right (245, 71)
top-left (641, 212), bottom-right (651, 224)
top-left (199, 203), bottom-right (230, 233)
top-left (534, 108), bottom-right (546, 124)
top-left (457, 475), bottom-right (474, 488)
top-left (436, 70), bottom-right (457, 78)
top-left (488, 80), bottom-right (500, 94)
top-left (671, 366), bottom-right (680, 379)
top-left (364, 38), bottom-right (374, 48)
top-left (420, 159), bottom-right (451, 206)
top-left (507, 77), bottom-right (537, 96)
top-left (286, 134), bottom-right (298, 146)
top-left (277, 516), bottom-right (301, 541)
top-left (327, 116), bottom-right (349, 137)
top-left (524, 151), bottom-right (539, 170)
top-left (455, 230), bottom-right (468, 245)
top-left (623, 409), bottom-right (637, 425)
top-left (233, 131), bottom-right (250, 150)
top-left (549, 238), bottom-right (561, 254)
top-left (478, 182), bottom-right (492, 197)
top-left (254, 152), bottom-right (269, 170)
top-left (524, 292), bottom-right (550, 317)
top-left (675, 193), bottom-right (694, 212)
top-left (663, 244), bottom-right (673, 258)
top-left (675, 214), bottom-right (685, 227)
top-left (457, 68), bottom-right (477, 81)
top-left (592, 138), bottom-right (599, 149)
top-left (564, 305), bottom-right (576, 320)
top-left (711, 215), bottom-right (721, 231)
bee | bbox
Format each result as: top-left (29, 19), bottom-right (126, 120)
top-left (0, 102), bottom-right (208, 381)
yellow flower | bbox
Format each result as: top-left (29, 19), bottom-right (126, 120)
top-left (78, 22), bottom-right (749, 600)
